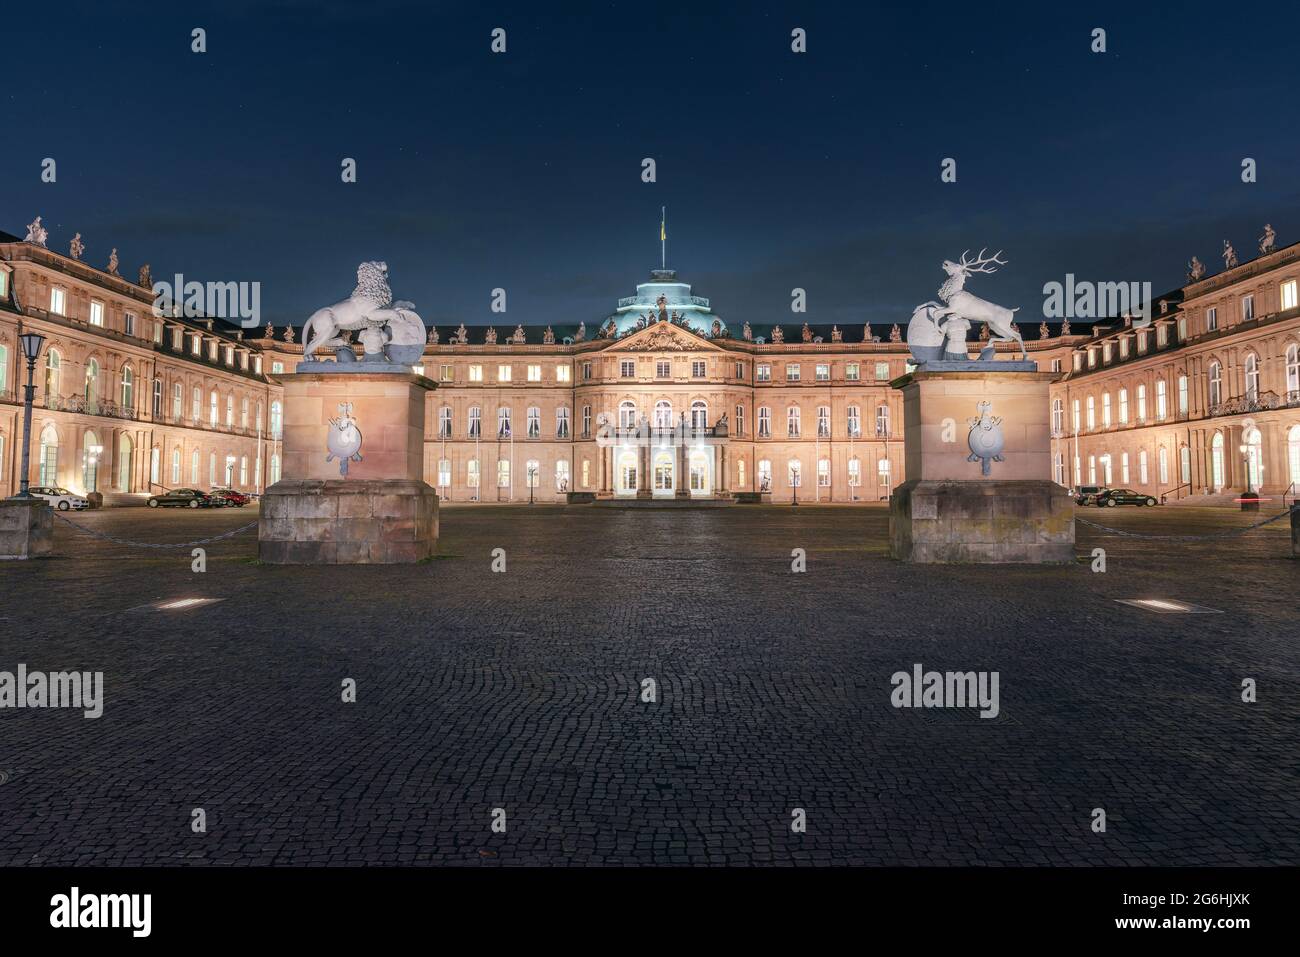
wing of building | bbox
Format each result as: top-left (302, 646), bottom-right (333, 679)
top-left (3, 233), bottom-right (1298, 504)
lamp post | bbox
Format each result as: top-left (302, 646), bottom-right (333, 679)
top-left (87, 444), bottom-right (103, 494)
top-left (14, 331), bottom-right (46, 498)
top-left (528, 464), bottom-right (536, 505)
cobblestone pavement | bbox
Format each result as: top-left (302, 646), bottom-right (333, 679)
top-left (0, 503), bottom-right (1296, 866)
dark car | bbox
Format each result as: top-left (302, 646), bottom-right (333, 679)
top-left (209, 488), bottom-right (250, 507)
top-left (1074, 485), bottom-right (1105, 506)
top-left (1096, 488), bottom-right (1158, 507)
top-left (147, 488), bottom-right (215, 509)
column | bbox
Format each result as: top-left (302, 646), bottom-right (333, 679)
top-left (717, 443), bottom-right (728, 496)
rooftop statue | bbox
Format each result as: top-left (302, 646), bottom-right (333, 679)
top-left (831, 326), bottom-right (842, 342)
top-left (138, 263), bottom-right (151, 288)
top-left (427, 325), bottom-right (439, 344)
top-left (743, 321), bottom-right (753, 341)
top-left (543, 326), bottom-right (555, 345)
top-left (575, 321), bottom-right (586, 342)
top-left (484, 326), bottom-right (497, 344)
top-left (1259, 223), bottom-right (1276, 254)
top-left (801, 323), bottom-right (812, 343)
top-left (771, 325), bottom-right (784, 344)
top-left (24, 217), bottom-right (48, 246)
top-left (452, 323), bottom-right (467, 345)
top-left (107, 248), bottom-right (119, 276)
top-left (1222, 240), bottom-right (1238, 269)
top-left (69, 233), bottom-right (85, 260)
top-left (1187, 256), bottom-right (1206, 281)
top-left (300, 261), bottom-right (425, 366)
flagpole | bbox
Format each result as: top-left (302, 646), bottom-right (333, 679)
top-left (661, 206), bottom-right (665, 269)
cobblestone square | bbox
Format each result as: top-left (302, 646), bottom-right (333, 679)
top-left (0, 504), bottom-right (1296, 866)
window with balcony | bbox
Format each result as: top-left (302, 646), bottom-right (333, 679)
top-left (758, 406), bottom-right (771, 438)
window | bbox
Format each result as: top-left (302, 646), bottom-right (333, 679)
top-left (151, 379), bottom-right (162, 417)
top-left (1088, 455), bottom-right (1097, 484)
top-left (1071, 399), bottom-right (1081, 433)
top-left (756, 364), bottom-right (771, 382)
top-left (1158, 446), bottom-right (1169, 485)
top-left (497, 459), bottom-right (510, 488)
top-left (240, 456), bottom-right (248, 487)
top-left (619, 401), bottom-right (637, 429)
top-left (1155, 379), bottom-right (1167, 421)
top-left (192, 336), bottom-right (203, 356)
top-left (50, 287), bottom-right (67, 316)
top-left (437, 459), bottom-right (451, 487)
top-left (1178, 375), bottom-right (1188, 415)
top-left (848, 457), bottom-right (861, 487)
top-left (173, 383), bottom-right (182, 418)
top-left (785, 363), bottom-right (800, 382)
top-left (691, 400), bottom-right (708, 430)
top-left (817, 406), bottom-right (830, 438)
top-left (1121, 452), bottom-right (1130, 485)
top-left (226, 394), bottom-right (235, 427)
top-left (787, 459), bottom-right (802, 488)
top-left (1282, 280), bottom-right (1298, 312)
top-left (656, 360), bottom-right (673, 379)
top-left (498, 364), bottom-right (512, 383)
top-left (582, 405), bottom-right (591, 437)
top-left (438, 407), bottom-right (453, 438)
top-left (0, 345), bottom-right (6, 395)
top-left (1245, 354), bottom-right (1260, 403)
top-left (1241, 295), bottom-right (1254, 322)
top-left (497, 407), bottom-right (512, 438)
top-left (581, 361), bottom-right (592, 380)
top-left (556, 407), bottom-right (570, 438)
top-left (167, 447), bottom-right (180, 484)
top-left (737, 459), bottom-right (745, 488)
top-left (817, 458), bottom-right (830, 487)
top-left (90, 301), bottom-right (105, 327)
top-left (1180, 445), bottom-right (1192, 484)
top-left (209, 452), bottom-right (217, 486)
top-left (1137, 384), bottom-right (1147, 421)
top-left (787, 407), bottom-right (801, 438)
top-left (1119, 388), bottom-right (1129, 425)
top-left (1086, 395), bottom-right (1095, 430)
top-left (191, 449), bottom-right (200, 484)
top-left (525, 406), bottom-right (540, 438)
top-left (1205, 307), bottom-right (1218, 332)
top-left (735, 404), bottom-right (745, 437)
top-left (877, 458), bottom-right (892, 493)
top-left (1100, 453), bottom-right (1112, 486)
top-left (876, 405), bottom-right (890, 437)
top-left (815, 364), bottom-right (830, 382)
top-left (620, 360), bottom-right (635, 378)
top-left (555, 460), bottom-right (570, 491)
top-left (649, 401), bottom-right (672, 432)
top-left (525, 460), bottom-right (540, 487)
top-left (758, 407), bottom-right (771, 438)
top-left (124, 313), bottom-right (136, 337)
top-left (1156, 325), bottom-right (1167, 347)
top-left (121, 366), bottom-right (135, 410)
top-left (1074, 455), bottom-right (1081, 486)
top-left (556, 365), bottom-right (571, 383)
top-left (582, 459), bottom-right (591, 488)
top-left (439, 364), bottom-right (454, 382)
top-left (1176, 316), bottom-right (1186, 341)
top-left (1211, 433), bottom-right (1225, 488)
top-left (527, 364), bottom-right (541, 382)
top-left (1051, 399), bottom-right (1063, 435)
top-left (1138, 449), bottom-right (1149, 485)
top-left (734, 361), bottom-right (745, 379)
top-left (758, 459), bottom-right (772, 492)
top-left (1054, 453), bottom-right (1065, 487)
top-left (1208, 361), bottom-right (1222, 407)
top-left (848, 405), bottom-right (862, 438)
top-left (875, 362), bottom-right (890, 381)
top-left (692, 360), bottom-right (706, 378)
top-left (191, 387), bottom-right (201, 421)
top-left (468, 406), bottom-right (481, 438)
top-left (467, 459), bottom-right (480, 490)
top-left (270, 401), bottom-right (282, 439)
top-left (1102, 392), bottom-right (1111, 428)
top-left (1120, 338), bottom-right (1130, 359)
top-left (84, 359), bottom-right (99, 406)
top-left (39, 425), bottom-right (59, 485)
top-left (469, 364), bottom-right (483, 382)
top-left (1286, 344), bottom-right (1299, 398)
top-left (256, 401), bottom-right (263, 431)
top-left (271, 360), bottom-right (283, 374)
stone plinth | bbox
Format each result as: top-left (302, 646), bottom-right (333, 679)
top-left (259, 371), bottom-right (439, 564)
top-left (889, 368), bottom-right (1074, 563)
top-left (259, 479), bottom-right (438, 564)
top-left (0, 498), bottom-right (53, 560)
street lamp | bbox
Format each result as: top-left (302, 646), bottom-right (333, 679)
top-left (527, 465), bottom-right (537, 505)
top-left (14, 331), bottom-right (46, 499)
top-left (87, 444), bottom-right (103, 495)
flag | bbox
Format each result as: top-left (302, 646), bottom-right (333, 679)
top-left (660, 216), bottom-right (665, 242)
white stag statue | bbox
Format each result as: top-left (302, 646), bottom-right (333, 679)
top-left (937, 248), bottom-right (1024, 360)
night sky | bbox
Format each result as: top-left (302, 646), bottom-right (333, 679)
top-left (6, 0), bottom-right (1299, 329)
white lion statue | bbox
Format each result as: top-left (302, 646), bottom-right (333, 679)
top-left (301, 261), bottom-right (426, 364)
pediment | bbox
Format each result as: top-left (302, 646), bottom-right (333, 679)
top-left (610, 320), bottom-right (723, 353)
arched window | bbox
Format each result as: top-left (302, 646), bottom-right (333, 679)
top-left (1244, 353), bottom-right (1260, 404)
top-left (437, 458), bottom-right (451, 488)
top-left (1180, 444), bottom-right (1191, 485)
top-left (209, 451), bottom-right (217, 486)
top-left (1137, 384), bottom-right (1147, 421)
top-left (1051, 399), bottom-right (1063, 434)
top-left (1071, 398), bottom-right (1080, 433)
top-left (121, 364), bottom-right (134, 409)
top-left (497, 407), bottom-right (512, 438)
top-left (787, 458), bottom-right (802, 487)
top-left (1138, 449), bottom-right (1148, 485)
top-left (84, 358), bottom-right (99, 406)
top-left (1086, 395), bottom-right (1095, 430)
top-left (816, 405), bottom-right (830, 438)
top-left (1158, 446), bottom-right (1169, 485)
top-left (39, 424), bottom-right (59, 485)
top-left (1121, 451), bottom-right (1130, 484)
top-left (1243, 427), bottom-right (1262, 492)
top-left (225, 394), bottom-right (234, 427)
top-left (758, 406), bottom-right (771, 438)
top-left (152, 377), bottom-right (162, 416)
top-left (82, 431), bottom-right (102, 492)
top-left (524, 459), bottom-right (540, 487)
top-left (1286, 344), bottom-right (1300, 398)
top-left (270, 401), bottom-right (283, 438)
top-left (877, 457), bottom-right (892, 493)
top-left (209, 390), bottom-right (219, 426)
top-left (757, 459), bottom-right (772, 492)
top-left (555, 460), bottom-right (570, 491)
top-left (849, 456), bottom-right (862, 487)
top-left (526, 406), bottom-right (540, 438)
top-left (1102, 392), bottom-right (1111, 428)
top-left (118, 434), bottom-right (134, 490)
top-left (1208, 361), bottom-right (1222, 407)
top-left (44, 349), bottom-right (61, 404)
top-left (1118, 387), bottom-right (1129, 424)
top-left (438, 406), bottom-right (453, 438)
top-left (1155, 379), bottom-right (1167, 421)
top-left (1211, 433), bottom-right (1225, 489)
top-left (619, 400), bottom-right (637, 430)
top-left (654, 400), bottom-right (672, 428)
top-left (691, 400), bottom-right (707, 430)
top-left (1053, 453), bottom-right (1065, 486)
top-left (1177, 374), bottom-right (1189, 415)
top-left (556, 407), bottom-right (570, 438)
top-left (173, 382), bottom-right (183, 419)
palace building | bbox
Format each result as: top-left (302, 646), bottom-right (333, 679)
top-left (3, 225), bottom-right (1299, 505)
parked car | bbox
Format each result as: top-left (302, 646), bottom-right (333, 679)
top-left (1096, 488), bottom-right (1158, 507)
top-left (147, 488), bottom-right (215, 509)
top-left (1073, 485), bottom-right (1105, 506)
top-left (208, 488), bottom-right (250, 507)
top-left (27, 486), bottom-right (89, 511)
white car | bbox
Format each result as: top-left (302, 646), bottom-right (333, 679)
top-left (27, 486), bottom-right (90, 510)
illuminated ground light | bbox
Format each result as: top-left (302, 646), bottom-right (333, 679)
top-left (155, 598), bottom-right (225, 611)
top-left (1115, 598), bottom-right (1223, 615)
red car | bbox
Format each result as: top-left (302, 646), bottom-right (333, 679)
top-left (208, 487), bottom-right (251, 507)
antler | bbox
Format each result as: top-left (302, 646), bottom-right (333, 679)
top-left (958, 248), bottom-right (1008, 274)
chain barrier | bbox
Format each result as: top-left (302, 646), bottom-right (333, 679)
top-left (52, 512), bottom-right (259, 550)
top-left (1075, 506), bottom-right (1296, 541)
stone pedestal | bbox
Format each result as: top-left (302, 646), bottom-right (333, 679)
top-left (258, 371), bottom-right (439, 564)
top-left (889, 368), bottom-right (1074, 563)
top-left (0, 498), bottom-right (53, 560)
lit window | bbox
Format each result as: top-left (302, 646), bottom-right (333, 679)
top-left (787, 407), bottom-right (801, 438)
top-left (438, 407), bottom-right (453, 438)
top-left (440, 364), bottom-right (454, 382)
top-left (498, 364), bottom-right (512, 382)
top-left (1282, 280), bottom-right (1298, 312)
top-left (817, 406), bottom-right (830, 438)
top-left (556, 365), bottom-right (571, 383)
top-left (756, 364), bottom-right (771, 382)
top-left (51, 287), bottom-right (67, 315)
top-left (785, 363), bottom-right (800, 382)
top-left (89, 300), bottom-right (104, 326)
top-left (758, 407), bottom-right (771, 438)
top-left (848, 405), bottom-right (861, 437)
top-left (817, 459), bottom-right (830, 487)
top-left (1241, 295), bottom-right (1254, 322)
top-left (875, 362), bottom-right (890, 381)
top-left (845, 363), bottom-right (860, 381)
top-left (469, 364), bottom-right (483, 382)
top-left (1205, 307), bottom-right (1218, 332)
top-left (527, 364), bottom-right (541, 382)
top-left (815, 364), bottom-right (830, 382)
top-left (876, 405), bottom-right (890, 437)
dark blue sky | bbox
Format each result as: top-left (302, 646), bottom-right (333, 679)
top-left (6, 0), bottom-right (1299, 329)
